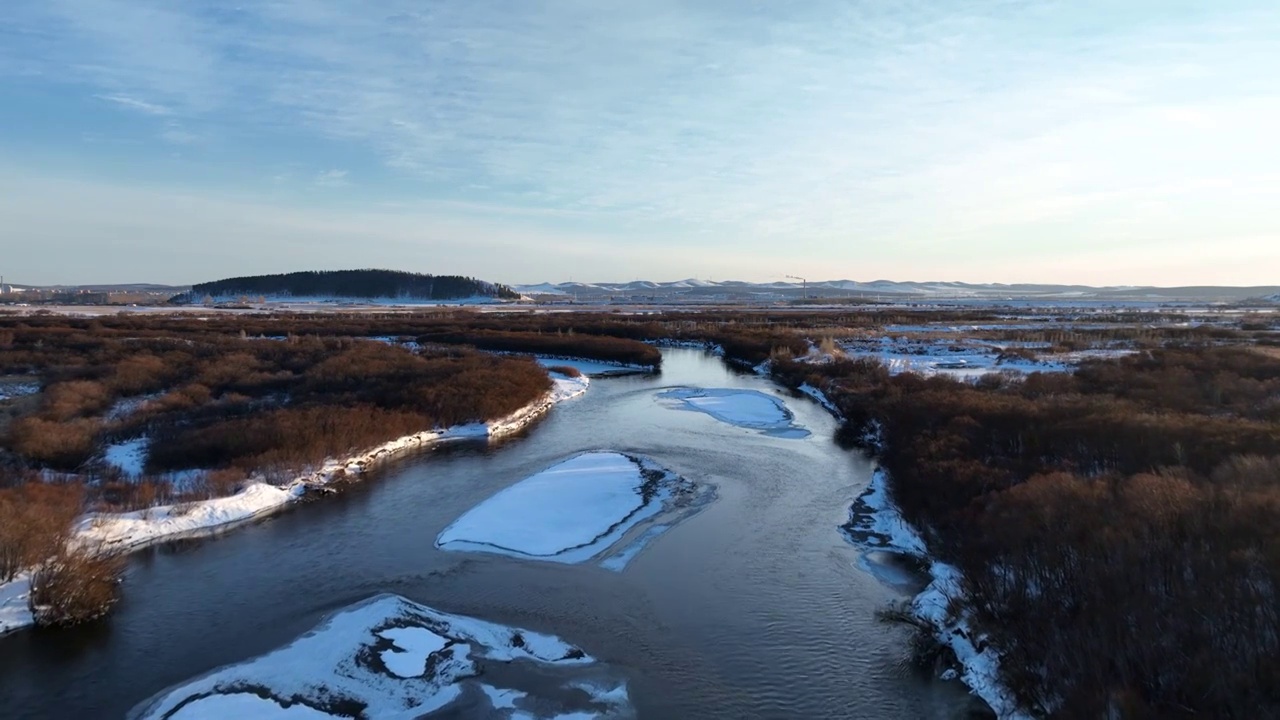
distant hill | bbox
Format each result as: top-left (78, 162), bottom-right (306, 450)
top-left (512, 279), bottom-right (1280, 304)
top-left (185, 270), bottom-right (519, 302)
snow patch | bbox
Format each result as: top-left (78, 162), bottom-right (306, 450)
top-left (131, 594), bottom-right (629, 720)
top-left (659, 387), bottom-right (808, 438)
top-left (437, 452), bottom-right (707, 567)
top-left (0, 573), bottom-right (34, 636)
top-left (797, 383), bottom-right (841, 419)
top-left (163, 693), bottom-right (336, 719)
top-left (0, 382), bottom-right (39, 401)
top-left (843, 468), bottom-right (927, 555)
top-left (103, 438), bottom-right (148, 478)
top-left (378, 626), bottom-right (451, 678)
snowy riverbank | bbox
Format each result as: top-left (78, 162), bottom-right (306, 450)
top-left (844, 466), bottom-right (1028, 719)
top-left (0, 375), bottom-right (589, 637)
top-left (789, 377), bottom-right (1025, 718)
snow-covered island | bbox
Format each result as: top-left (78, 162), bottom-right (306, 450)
top-left (659, 387), bottom-right (809, 438)
top-left (437, 451), bottom-right (712, 570)
top-left (129, 594), bottom-right (630, 720)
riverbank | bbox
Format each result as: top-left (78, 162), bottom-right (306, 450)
top-left (0, 374), bottom-right (589, 637)
top-left (789, 377), bottom-right (1020, 718)
top-left (844, 468), bottom-right (1026, 719)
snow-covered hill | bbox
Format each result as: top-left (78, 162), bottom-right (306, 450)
top-left (512, 280), bottom-right (1280, 303)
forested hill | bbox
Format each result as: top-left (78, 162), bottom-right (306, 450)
top-left (186, 270), bottom-right (520, 301)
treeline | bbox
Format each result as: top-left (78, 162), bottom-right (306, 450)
top-left (186, 269), bottom-right (519, 301)
top-left (0, 320), bottom-right (551, 487)
top-left (418, 330), bottom-right (662, 367)
top-left (771, 348), bottom-right (1280, 718)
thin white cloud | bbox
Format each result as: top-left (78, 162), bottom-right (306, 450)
top-left (94, 93), bottom-right (171, 115)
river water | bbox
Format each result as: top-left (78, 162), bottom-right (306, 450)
top-left (0, 349), bottom-right (982, 719)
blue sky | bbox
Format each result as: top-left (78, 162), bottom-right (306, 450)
top-left (2, 1), bottom-right (1278, 286)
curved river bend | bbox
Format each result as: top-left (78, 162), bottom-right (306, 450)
top-left (0, 350), bottom-right (981, 719)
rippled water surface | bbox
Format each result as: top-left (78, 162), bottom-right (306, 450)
top-left (0, 350), bottom-right (980, 719)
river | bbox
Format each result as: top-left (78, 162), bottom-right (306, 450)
top-left (0, 349), bottom-right (984, 719)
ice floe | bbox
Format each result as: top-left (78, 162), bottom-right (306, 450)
top-left (437, 452), bottom-right (710, 568)
top-left (130, 594), bottom-right (630, 720)
top-left (658, 387), bottom-right (809, 438)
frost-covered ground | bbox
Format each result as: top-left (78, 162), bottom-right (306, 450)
top-left (837, 337), bottom-right (1134, 379)
top-left (659, 387), bottom-right (809, 438)
top-left (103, 438), bottom-right (148, 477)
top-left (0, 380), bottom-right (40, 401)
top-left (0, 572), bottom-right (33, 635)
top-left (842, 467), bottom-right (1029, 719)
top-left (130, 594), bottom-right (630, 720)
top-left (437, 452), bottom-right (709, 570)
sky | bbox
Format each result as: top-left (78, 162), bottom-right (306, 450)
top-left (2, 1), bottom-right (1278, 287)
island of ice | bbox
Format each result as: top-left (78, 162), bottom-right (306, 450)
top-left (130, 594), bottom-right (630, 720)
top-left (659, 387), bottom-right (809, 438)
top-left (436, 452), bottom-right (709, 569)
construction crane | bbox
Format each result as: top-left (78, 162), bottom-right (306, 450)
top-left (785, 275), bottom-right (807, 299)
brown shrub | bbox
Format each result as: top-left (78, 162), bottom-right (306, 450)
top-left (109, 353), bottom-right (172, 396)
top-left (0, 482), bottom-right (82, 582)
top-left (42, 380), bottom-right (112, 421)
top-left (28, 546), bottom-right (125, 627)
top-left (6, 416), bottom-right (101, 470)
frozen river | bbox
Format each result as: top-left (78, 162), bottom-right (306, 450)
top-left (0, 349), bottom-right (984, 719)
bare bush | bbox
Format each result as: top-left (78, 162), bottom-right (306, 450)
top-left (28, 546), bottom-right (125, 627)
top-left (0, 483), bottom-right (82, 581)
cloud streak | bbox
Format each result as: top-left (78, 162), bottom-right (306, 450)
top-left (94, 94), bottom-right (172, 115)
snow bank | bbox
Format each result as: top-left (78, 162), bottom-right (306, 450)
top-left (842, 468), bottom-right (927, 555)
top-left (76, 483), bottom-right (298, 553)
top-left (659, 387), bottom-right (809, 438)
top-left (73, 376), bottom-right (589, 555)
top-left (797, 383), bottom-right (841, 419)
top-left (913, 563), bottom-right (1030, 719)
top-left (130, 594), bottom-right (630, 720)
top-left (0, 573), bottom-right (33, 636)
top-left (437, 452), bottom-right (708, 567)
top-left (844, 456), bottom-right (1028, 718)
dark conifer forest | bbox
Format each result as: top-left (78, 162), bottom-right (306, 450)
top-left (186, 269), bottom-right (519, 301)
